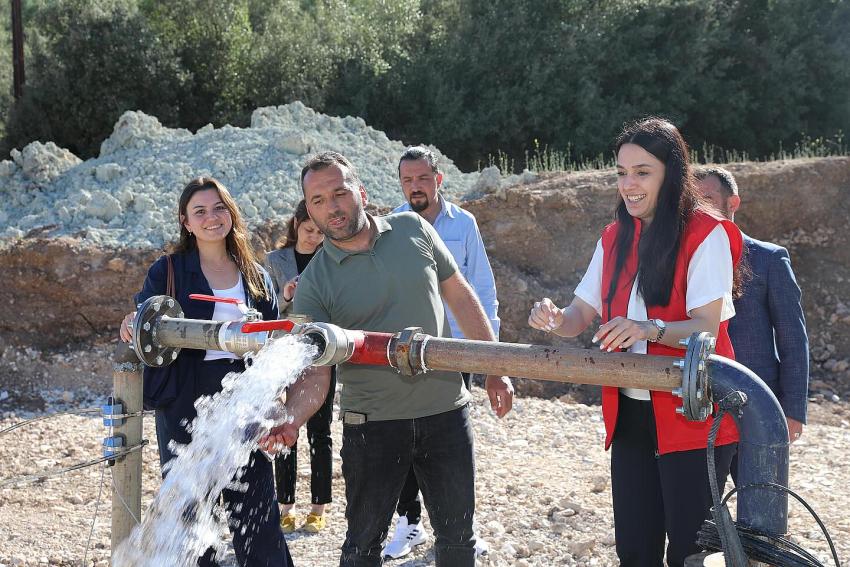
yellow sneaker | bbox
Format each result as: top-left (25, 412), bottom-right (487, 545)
top-left (280, 513), bottom-right (297, 533)
top-left (303, 512), bottom-right (326, 533)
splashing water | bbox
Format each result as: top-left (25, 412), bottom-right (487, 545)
top-left (114, 335), bottom-right (316, 566)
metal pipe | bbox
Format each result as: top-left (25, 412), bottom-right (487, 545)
top-left (708, 355), bottom-right (789, 536)
top-left (419, 337), bottom-right (681, 391)
top-left (156, 318), bottom-right (269, 357)
top-left (130, 296), bottom-right (795, 547)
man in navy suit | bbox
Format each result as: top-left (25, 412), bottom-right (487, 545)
top-left (695, 167), bottom-right (809, 453)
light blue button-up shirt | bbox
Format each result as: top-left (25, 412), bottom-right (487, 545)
top-left (393, 197), bottom-right (500, 338)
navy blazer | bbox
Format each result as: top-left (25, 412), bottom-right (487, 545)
top-left (728, 234), bottom-right (809, 423)
top-left (135, 248), bottom-right (278, 408)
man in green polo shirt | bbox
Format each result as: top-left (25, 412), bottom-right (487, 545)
top-left (263, 151), bottom-right (513, 567)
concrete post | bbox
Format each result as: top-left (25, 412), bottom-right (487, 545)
top-left (111, 341), bottom-right (144, 558)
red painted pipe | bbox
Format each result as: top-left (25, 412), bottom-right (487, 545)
top-left (241, 320), bottom-right (296, 333)
top-left (347, 331), bottom-right (393, 366)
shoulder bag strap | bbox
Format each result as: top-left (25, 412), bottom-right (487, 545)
top-left (165, 254), bottom-right (175, 298)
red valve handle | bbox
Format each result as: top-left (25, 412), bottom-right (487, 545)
top-left (189, 293), bottom-right (243, 305)
top-left (241, 320), bottom-right (296, 333)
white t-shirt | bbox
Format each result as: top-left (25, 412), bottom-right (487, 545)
top-left (204, 275), bottom-right (246, 361)
top-left (574, 225), bottom-right (735, 400)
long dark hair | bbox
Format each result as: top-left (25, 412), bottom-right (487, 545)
top-left (279, 200), bottom-right (310, 249)
top-left (607, 118), bottom-right (700, 308)
top-left (173, 177), bottom-right (269, 301)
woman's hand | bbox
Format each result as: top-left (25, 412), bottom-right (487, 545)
top-left (593, 317), bottom-right (654, 352)
top-left (528, 298), bottom-right (564, 332)
top-left (282, 275), bottom-right (299, 302)
top-left (119, 312), bottom-right (136, 343)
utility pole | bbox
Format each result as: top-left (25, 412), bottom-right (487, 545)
top-left (11, 0), bottom-right (24, 99)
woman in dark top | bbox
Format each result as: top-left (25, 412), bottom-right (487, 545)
top-left (265, 199), bottom-right (335, 533)
top-left (119, 177), bottom-right (291, 567)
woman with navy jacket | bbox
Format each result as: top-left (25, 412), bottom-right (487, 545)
top-left (119, 177), bottom-right (292, 567)
top-left (529, 118), bottom-right (743, 567)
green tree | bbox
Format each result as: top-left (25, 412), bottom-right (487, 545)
top-left (140, 0), bottom-right (254, 128)
top-left (3, 0), bottom-right (184, 157)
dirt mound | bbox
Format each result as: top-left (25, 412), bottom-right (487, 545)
top-left (3, 157), bottom-right (849, 401)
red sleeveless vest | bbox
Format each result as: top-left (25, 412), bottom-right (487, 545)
top-left (600, 209), bottom-right (742, 454)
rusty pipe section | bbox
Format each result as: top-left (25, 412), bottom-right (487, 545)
top-left (419, 337), bottom-right (680, 390)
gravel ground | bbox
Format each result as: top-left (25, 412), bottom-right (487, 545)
top-left (0, 349), bottom-right (848, 567)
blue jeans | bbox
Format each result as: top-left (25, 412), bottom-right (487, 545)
top-left (339, 405), bottom-right (476, 567)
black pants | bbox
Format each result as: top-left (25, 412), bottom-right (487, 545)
top-left (340, 405), bottom-right (475, 567)
top-left (396, 373), bottom-right (472, 524)
top-left (274, 369), bottom-right (337, 505)
top-left (611, 394), bottom-right (736, 567)
top-left (154, 358), bottom-right (292, 567)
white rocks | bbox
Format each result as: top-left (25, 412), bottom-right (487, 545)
top-left (9, 142), bottom-right (82, 184)
top-left (99, 110), bottom-right (192, 156)
top-left (84, 191), bottom-right (123, 221)
top-left (567, 539), bottom-right (596, 557)
top-left (94, 163), bottom-right (125, 182)
top-left (590, 475), bottom-right (608, 493)
top-left (474, 166), bottom-right (503, 195)
top-left (0, 102), bottom-right (502, 248)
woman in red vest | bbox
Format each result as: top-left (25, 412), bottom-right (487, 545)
top-left (529, 118), bottom-right (742, 567)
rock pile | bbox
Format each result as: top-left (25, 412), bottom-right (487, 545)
top-left (0, 102), bottom-right (507, 249)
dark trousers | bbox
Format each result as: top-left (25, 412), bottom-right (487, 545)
top-left (395, 374), bottom-right (472, 524)
top-left (611, 394), bottom-right (736, 567)
top-left (274, 370), bottom-right (337, 505)
top-left (340, 405), bottom-right (475, 567)
top-left (154, 359), bottom-right (292, 567)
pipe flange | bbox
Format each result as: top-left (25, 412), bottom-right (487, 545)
top-left (296, 322), bottom-right (356, 366)
top-left (393, 327), bottom-right (425, 376)
top-left (681, 331), bottom-right (716, 421)
top-left (132, 295), bottom-right (184, 367)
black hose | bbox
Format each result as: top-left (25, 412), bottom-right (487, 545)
top-left (706, 393), bottom-right (748, 567)
top-left (699, 391), bottom-right (842, 567)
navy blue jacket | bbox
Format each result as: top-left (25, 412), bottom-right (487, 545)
top-left (135, 248), bottom-right (278, 408)
top-left (728, 234), bottom-right (809, 423)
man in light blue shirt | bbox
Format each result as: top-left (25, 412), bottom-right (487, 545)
top-left (392, 147), bottom-right (500, 341)
top-left (385, 146), bottom-right (499, 559)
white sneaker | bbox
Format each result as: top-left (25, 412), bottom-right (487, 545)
top-left (383, 516), bottom-right (428, 559)
top-left (473, 535), bottom-right (489, 557)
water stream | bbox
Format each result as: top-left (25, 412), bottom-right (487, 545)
top-left (113, 335), bottom-right (316, 566)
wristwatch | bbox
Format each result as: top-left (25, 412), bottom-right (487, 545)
top-left (648, 319), bottom-right (667, 343)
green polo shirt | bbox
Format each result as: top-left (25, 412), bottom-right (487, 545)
top-left (293, 212), bottom-right (472, 421)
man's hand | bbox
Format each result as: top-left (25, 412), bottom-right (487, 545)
top-left (485, 375), bottom-right (514, 418)
top-left (258, 422), bottom-right (299, 455)
top-left (788, 417), bottom-right (803, 443)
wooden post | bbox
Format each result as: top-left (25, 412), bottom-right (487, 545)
top-left (111, 341), bottom-right (144, 558)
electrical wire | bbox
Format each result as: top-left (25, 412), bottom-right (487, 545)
top-left (82, 462), bottom-right (107, 567)
top-left (0, 407), bottom-right (101, 436)
top-left (110, 466), bottom-right (142, 525)
top-left (0, 442), bottom-right (148, 489)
